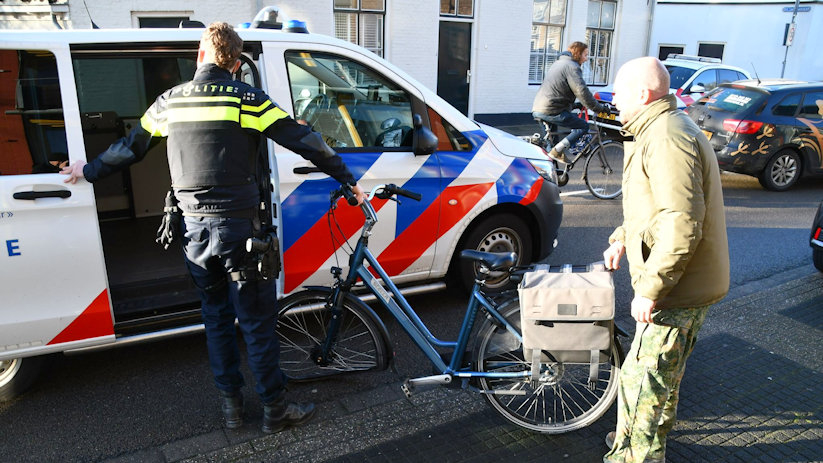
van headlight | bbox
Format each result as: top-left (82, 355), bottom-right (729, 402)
top-left (528, 159), bottom-right (558, 185)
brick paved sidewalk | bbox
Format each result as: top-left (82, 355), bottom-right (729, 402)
top-left (107, 267), bottom-right (823, 463)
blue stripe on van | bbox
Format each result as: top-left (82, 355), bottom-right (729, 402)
top-left (393, 154), bottom-right (442, 236)
top-left (281, 153), bottom-right (380, 250)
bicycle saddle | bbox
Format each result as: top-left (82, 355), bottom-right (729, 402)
top-left (460, 250), bottom-right (517, 271)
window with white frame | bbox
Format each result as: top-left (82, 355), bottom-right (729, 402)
top-left (440, 0), bottom-right (474, 17)
top-left (585, 0), bottom-right (615, 85)
top-left (334, 0), bottom-right (385, 57)
top-left (529, 0), bottom-right (567, 84)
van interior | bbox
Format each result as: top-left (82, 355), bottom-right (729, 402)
top-left (72, 50), bottom-right (206, 334)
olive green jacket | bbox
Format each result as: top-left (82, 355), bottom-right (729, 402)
top-left (609, 94), bottom-right (730, 309)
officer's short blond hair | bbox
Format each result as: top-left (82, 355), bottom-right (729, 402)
top-left (200, 22), bottom-right (243, 70)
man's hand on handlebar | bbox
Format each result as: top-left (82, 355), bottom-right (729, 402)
top-left (351, 183), bottom-right (366, 206)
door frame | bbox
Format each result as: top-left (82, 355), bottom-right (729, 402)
top-left (437, 17), bottom-right (476, 117)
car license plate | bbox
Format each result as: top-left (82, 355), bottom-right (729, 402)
top-left (702, 130), bottom-right (713, 140)
top-left (598, 112), bottom-right (615, 120)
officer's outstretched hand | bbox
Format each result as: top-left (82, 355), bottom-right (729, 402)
top-left (61, 160), bottom-right (87, 184)
top-left (351, 183), bottom-right (366, 206)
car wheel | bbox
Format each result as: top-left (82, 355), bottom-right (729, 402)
top-left (0, 356), bottom-right (50, 402)
top-left (456, 214), bottom-right (532, 293)
top-left (759, 149), bottom-right (801, 191)
top-left (814, 248), bottom-right (823, 272)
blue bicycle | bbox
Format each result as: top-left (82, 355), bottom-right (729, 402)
top-left (275, 184), bottom-right (623, 433)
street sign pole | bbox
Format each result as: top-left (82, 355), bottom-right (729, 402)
top-left (781, 0), bottom-right (801, 78)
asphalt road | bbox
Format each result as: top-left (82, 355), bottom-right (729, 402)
top-left (0, 173), bottom-right (819, 463)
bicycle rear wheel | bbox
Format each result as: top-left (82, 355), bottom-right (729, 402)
top-left (277, 288), bottom-right (391, 381)
top-left (473, 297), bottom-right (622, 433)
top-left (584, 140), bottom-right (624, 199)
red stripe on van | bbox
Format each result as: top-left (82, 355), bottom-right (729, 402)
top-left (283, 196), bottom-right (389, 293)
top-left (47, 290), bottom-right (114, 345)
top-left (378, 182), bottom-right (494, 276)
top-left (519, 177), bottom-right (544, 206)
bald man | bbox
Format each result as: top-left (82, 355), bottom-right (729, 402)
top-left (602, 57), bottom-right (729, 463)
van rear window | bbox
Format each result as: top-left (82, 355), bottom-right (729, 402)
top-left (697, 87), bottom-right (766, 113)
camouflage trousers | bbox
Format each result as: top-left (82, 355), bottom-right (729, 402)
top-left (604, 305), bottom-right (710, 463)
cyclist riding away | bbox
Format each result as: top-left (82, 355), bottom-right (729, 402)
top-left (532, 41), bottom-right (609, 164)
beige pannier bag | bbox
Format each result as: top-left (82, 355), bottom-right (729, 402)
top-left (518, 263), bottom-right (615, 386)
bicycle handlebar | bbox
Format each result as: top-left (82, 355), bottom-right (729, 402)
top-left (331, 183), bottom-right (422, 206)
top-left (375, 183), bottom-right (422, 201)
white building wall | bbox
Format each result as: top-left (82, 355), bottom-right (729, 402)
top-left (613, 0), bottom-right (653, 75)
top-left (471, 0), bottom-right (651, 117)
top-left (386, 0), bottom-right (440, 90)
top-left (0, 0), bottom-right (69, 30)
top-left (471, 0), bottom-right (533, 115)
top-left (651, 2), bottom-right (823, 81)
top-left (65, 0), bottom-right (256, 29)
top-left (2, 0), bottom-right (658, 118)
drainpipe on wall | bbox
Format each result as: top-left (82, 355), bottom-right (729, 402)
top-left (643, 0), bottom-right (656, 57)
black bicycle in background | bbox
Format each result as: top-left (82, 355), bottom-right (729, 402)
top-left (531, 106), bottom-right (624, 200)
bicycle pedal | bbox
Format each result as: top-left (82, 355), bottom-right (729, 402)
top-left (401, 379), bottom-right (414, 398)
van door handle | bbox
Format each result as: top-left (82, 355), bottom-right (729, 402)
top-left (293, 166), bottom-right (322, 174)
top-left (13, 190), bottom-right (72, 200)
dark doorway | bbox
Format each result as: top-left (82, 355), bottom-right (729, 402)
top-left (437, 21), bottom-right (471, 115)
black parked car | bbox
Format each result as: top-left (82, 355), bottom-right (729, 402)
top-left (812, 201), bottom-right (823, 272)
top-left (686, 80), bottom-right (823, 191)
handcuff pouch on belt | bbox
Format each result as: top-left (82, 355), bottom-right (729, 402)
top-left (156, 190), bottom-right (181, 250)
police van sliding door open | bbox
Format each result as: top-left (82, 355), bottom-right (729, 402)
top-left (0, 45), bottom-right (115, 359)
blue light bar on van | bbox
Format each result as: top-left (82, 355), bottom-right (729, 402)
top-left (284, 20), bottom-right (308, 33)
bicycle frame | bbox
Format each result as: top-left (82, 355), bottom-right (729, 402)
top-left (321, 193), bottom-right (528, 381)
top-left (547, 114), bottom-right (606, 170)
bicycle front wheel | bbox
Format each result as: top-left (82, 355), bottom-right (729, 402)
top-left (584, 140), bottom-right (624, 199)
top-left (277, 288), bottom-right (391, 381)
top-left (473, 297), bottom-right (622, 434)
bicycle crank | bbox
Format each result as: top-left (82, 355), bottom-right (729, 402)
top-left (557, 169), bottom-right (569, 186)
top-left (401, 374), bottom-right (453, 397)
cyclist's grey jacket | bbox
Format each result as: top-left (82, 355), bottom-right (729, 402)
top-left (609, 94), bottom-right (729, 309)
top-left (531, 52), bottom-right (601, 116)
top-left (83, 64), bottom-right (356, 216)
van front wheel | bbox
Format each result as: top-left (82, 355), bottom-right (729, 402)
top-left (0, 356), bottom-right (49, 402)
top-left (457, 214), bottom-right (532, 293)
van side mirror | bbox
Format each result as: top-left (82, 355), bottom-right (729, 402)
top-left (412, 114), bottom-right (438, 156)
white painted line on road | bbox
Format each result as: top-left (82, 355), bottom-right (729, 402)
top-left (559, 189), bottom-right (591, 197)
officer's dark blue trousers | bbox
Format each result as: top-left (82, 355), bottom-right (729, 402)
top-left (181, 216), bottom-right (287, 404)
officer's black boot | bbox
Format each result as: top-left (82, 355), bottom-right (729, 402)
top-left (261, 397), bottom-right (316, 434)
top-left (219, 390), bottom-right (244, 429)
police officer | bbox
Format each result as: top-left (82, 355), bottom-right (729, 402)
top-left (63, 22), bottom-right (366, 433)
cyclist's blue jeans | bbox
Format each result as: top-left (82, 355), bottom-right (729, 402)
top-left (181, 215), bottom-right (287, 404)
top-left (533, 110), bottom-right (589, 148)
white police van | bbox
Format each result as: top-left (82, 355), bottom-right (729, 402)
top-left (0, 17), bottom-right (562, 400)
